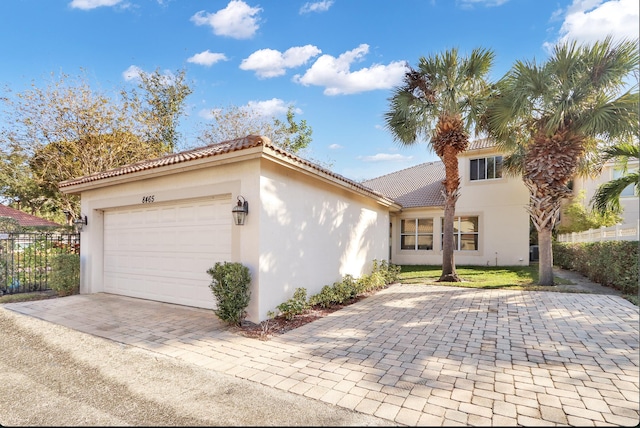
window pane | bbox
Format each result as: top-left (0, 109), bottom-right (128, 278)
top-left (460, 234), bottom-right (478, 251)
top-left (478, 158), bottom-right (486, 180)
top-left (401, 219), bottom-right (416, 233)
top-left (401, 235), bottom-right (416, 250)
top-left (417, 218), bottom-right (433, 233)
top-left (417, 235), bottom-right (433, 250)
top-left (487, 157), bottom-right (495, 179)
top-left (470, 159), bottom-right (478, 181)
top-left (459, 217), bottom-right (478, 233)
top-left (495, 156), bottom-right (503, 178)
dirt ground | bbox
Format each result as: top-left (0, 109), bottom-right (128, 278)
top-left (0, 307), bottom-right (393, 427)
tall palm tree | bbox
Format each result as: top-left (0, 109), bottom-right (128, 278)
top-left (385, 47), bottom-right (495, 282)
top-left (484, 37), bottom-right (639, 285)
top-left (591, 142), bottom-right (639, 214)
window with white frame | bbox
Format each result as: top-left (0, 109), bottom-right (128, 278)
top-left (470, 156), bottom-right (503, 181)
top-left (441, 216), bottom-right (479, 251)
top-left (400, 218), bottom-right (433, 250)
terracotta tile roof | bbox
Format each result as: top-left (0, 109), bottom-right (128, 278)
top-left (0, 204), bottom-right (61, 227)
top-left (59, 135), bottom-right (267, 189)
top-left (363, 162), bottom-right (446, 208)
top-left (466, 137), bottom-right (496, 151)
top-left (58, 135), bottom-right (397, 207)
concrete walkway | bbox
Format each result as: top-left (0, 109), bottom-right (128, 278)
top-left (6, 285), bottom-right (639, 426)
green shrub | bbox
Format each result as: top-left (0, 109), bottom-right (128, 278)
top-left (49, 253), bottom-right (80, 296)
top-left (309, 285), bottom-right (340, 308)
top-left (276, 288), bottom-right (310, 320)
top-left (553, 241), bottom-right (639, 295)
top-left (207, 262), bottom-right (252, 326)
top-left (371, 259), bottom-right (401, 285)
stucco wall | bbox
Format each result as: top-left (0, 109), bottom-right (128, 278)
top-left (257, 159), bottom-right (390, 321)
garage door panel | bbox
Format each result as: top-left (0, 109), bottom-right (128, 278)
top-left (103, 197), bottom-right (231, 309)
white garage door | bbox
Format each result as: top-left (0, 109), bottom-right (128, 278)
top-left (103, 196), bottom-right (231, 309)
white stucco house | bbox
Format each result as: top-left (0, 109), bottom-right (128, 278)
top-left (59, 135), bottom-right (530, 323)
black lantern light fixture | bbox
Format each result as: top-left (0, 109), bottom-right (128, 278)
top-left (74, 215), bottom-right (88, 232)
top-left (232, 195), bottom-right (249, 226)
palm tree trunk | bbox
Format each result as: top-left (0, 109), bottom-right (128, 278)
top-left (439, 191), bottom-right (460, 282)
top-left (537, 226), bottom-right (554, 286)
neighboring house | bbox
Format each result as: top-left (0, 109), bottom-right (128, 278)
top-left (364, 139), bottom-right (530, 267)
top-left (0, 204), bottom-right (61, 229)
top-left (59, 135), bottom-right (530, 323)
top-left (569, 159), bottom-right (639, 226)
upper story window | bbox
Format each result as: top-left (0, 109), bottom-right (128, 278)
top-left (470, 156), bottom-right (503, 181)
top-left (400, 218), bottom-right (433, 250)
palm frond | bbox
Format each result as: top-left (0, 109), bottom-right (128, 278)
top-left (591, 172), bottom-right (639, 214)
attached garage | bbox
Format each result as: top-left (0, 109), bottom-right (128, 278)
top-left (58, 135), bottom-right (400, 323)
top-left (103, 196), bottom-right (231, 309)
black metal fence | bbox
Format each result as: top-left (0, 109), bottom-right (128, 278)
top-left (0, 232), bottom-right (80, 295)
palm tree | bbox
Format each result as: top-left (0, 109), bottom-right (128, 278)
top-left (484, 37), bottom-right (639, 285)
top-left (591, 142), bottom-right (639, 215)
top-left (384, 47), bottom-right (495, 282)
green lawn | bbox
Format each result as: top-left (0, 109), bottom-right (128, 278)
top-left (398, 265), bottom-right (573, 290)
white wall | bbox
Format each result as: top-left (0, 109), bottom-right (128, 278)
top-left (257, 160), bottom-right (390, 321)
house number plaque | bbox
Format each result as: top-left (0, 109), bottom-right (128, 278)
top-left (141, 195), bottom-right (155, 203)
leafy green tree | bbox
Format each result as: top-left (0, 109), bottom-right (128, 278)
top-left (384, 47), bottom-right (495, 282)
top-left (484, 37), bottom-right (638, 285)
top-left (199, 104), bottom-right (312, 154)
top-left (0, 69), bottom-right (192, 221)
top-left (591, 142), bottom-right (639, 215)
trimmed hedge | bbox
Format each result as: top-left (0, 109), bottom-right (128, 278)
top-left (553, 241), bottom-right (639, 295)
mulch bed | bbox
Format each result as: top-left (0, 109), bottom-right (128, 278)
top-left (232, 294), bottom-right (371, 340)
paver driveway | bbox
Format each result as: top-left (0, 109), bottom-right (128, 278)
top-left (6, 284), bottom-right (639, 426)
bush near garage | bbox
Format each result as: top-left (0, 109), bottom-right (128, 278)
top-left (49, 253), bottom-right (80, 296)
top-left (207, 261), bottom-right (252, 326)
top-left (553, 241), bottom-right (639, 295)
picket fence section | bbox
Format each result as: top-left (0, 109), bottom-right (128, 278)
top-left (557, 220), bottom-right (640, 243)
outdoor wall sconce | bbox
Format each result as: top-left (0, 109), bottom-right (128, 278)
top-left (232, 196), bottom-right (249, 226)
top-left (74, 215), bottom-right (88, 232)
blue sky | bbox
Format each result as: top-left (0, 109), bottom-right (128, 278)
top-left (0, 0), bottom-right (638, 181)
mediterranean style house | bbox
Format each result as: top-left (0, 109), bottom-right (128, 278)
top-left (59, 135), bottom-right (530, 322)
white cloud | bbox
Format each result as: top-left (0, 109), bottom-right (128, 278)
top-left (199, 98), bottom-right (294, 120)
top-left (328, 144), bottom-right (343, 150)
top-left (300, 1), bottom-right (334, 14)
top-left (122, 66), bottom-right (177, 85)
top-left (456, 0), bottom-right (510, 8)
top-left (245, 98), bottom-right (292, 116)
top-left (240, 45), bottom-right (322, 78)
top-left (187, 50), bottom-right (228, 67)
top-left (191, 0), bottom-right (262, 39)
top-left (293, 44), bottom-right (408, 95)
top-left (122, 65), bottom-right (143, 82)
top-left (69, 0), bottom-right (125, 9)
top-left (359, 153), bottom-right (414, 162)
top-left (549, 0), bottom-right (639, 48)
